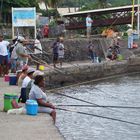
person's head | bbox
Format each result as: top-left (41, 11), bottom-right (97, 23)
top-left (27, 68), bottom-right (35, 79)
top-left (34, 75), bottom-right (45, 87)
top-left (12, 36), bottom-right (18, 44)
top-left (87, 14), bottom-right (91, 17)
top-left (17, 36), bottom-right (28, 45)
top-left (22, 65), bottom-right (29, 73)
top-left (59, 37), bottom-right (64, 43)
top-left (56, 37), bottom-right (60, 42)
top-left (33, 70), bottom-right (44, 79)
top-left (0, 34), bottom-right (3, 42)
top-left (88, 40), bottom-right (92, 44)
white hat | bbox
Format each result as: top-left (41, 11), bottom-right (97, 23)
top-left (17, 36), bottom-right (26, 42)
top-left (33, 70), bottom-right (44, 78)
top-left (128, 24), bottom-right (132, 28)
top-left (27, 68), bottom-right (35, 74)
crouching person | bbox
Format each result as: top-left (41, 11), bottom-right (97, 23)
top-left (29, 75), bottom-right (56, 124)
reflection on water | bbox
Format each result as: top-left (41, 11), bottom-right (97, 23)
top-left (47, 74), bottom-right (140, 140)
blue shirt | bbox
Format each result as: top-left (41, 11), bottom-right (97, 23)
top-left (86, 17), bottom-right (93, 27)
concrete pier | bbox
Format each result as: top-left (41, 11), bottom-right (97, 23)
top-left (0, 78), bottom-right (64, 140)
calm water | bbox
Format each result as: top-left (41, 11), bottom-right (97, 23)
top-left (47, 74), bottom-right (140, 140)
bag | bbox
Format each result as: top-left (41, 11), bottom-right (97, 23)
top-left (18, 81), bottom-right (32, 103)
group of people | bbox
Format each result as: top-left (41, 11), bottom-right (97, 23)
top-left (0, 34), bottom-right (56, 123)
top-left (106, 38), bottom-right (120, 61)
top-left (0, 33), bottom-right (44, 76)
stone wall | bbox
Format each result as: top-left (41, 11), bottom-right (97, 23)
top-left (40, 38), bottom-right (112, 63)
top-left (44, 57), bottom-right (140, 89)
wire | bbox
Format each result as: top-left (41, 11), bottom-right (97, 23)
top-left (56, 107), bottom-right (140, 126)
top-left (56, 104), bottom-right (140, 109)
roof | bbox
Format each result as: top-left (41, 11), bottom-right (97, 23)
top-left (62, 5), bottom-right (138, 17)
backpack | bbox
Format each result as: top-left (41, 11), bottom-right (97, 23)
top-left (18, 80), bottom-right (32, 103)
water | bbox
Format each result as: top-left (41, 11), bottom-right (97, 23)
top-left (47, 74), bottom-right (140, 140)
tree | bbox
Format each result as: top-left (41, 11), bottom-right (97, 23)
top-left (0, 0), bottom-right (39, 23)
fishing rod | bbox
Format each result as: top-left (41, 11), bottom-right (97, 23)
top-left (52, 92), bottom-right (124, 114)
top-left (41, 48), bottom-right (81, 70)
top-left (56, 107), bottom-right (140, 126)
top-left (26, 46), bottom-right (64, 74)
top-left (56, 104), bottom-right (140, 109)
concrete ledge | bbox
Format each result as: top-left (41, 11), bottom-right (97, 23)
top-left (45, 58), bottom-right (140, 88)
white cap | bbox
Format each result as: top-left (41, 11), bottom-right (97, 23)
top-left (27, 68), bottom-right (35, 74)
top-left (17, 36), bottom-right (26, 42)
top-left (128, 24), bottom-right (132, 28)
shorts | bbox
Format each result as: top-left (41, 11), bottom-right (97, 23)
top-left (0, 55), bottom-right (8, 65)
top-left (53, 53), bottom-right (58, 62)
top-left (10, 59), bottom-right (17, 69)
top-left (87, 27), bottom-right (91, 33)
top-left (38, 106), bottom-right (54, 114)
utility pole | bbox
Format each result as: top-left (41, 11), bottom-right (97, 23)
top-left (137, 0), bottom-right (140, 38)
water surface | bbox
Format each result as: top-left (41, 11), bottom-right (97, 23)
top-left (47, 74), bottom-right (140, 140)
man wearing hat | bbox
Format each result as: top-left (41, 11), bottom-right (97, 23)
top-left (126, 24), bottom-right (133, 49)
top-left (15, 36), bottom-right (31, 70)
top-left (0, 34), bottom-right (10, 76)
top-left (18, 68), bottom-right (35, 103)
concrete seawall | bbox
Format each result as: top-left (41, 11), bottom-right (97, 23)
top-left (45, 57), bottom-right (140, 88)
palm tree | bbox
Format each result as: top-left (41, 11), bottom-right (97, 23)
top-left (38, 0), bottom-right (64, 9)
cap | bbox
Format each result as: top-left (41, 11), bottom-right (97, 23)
top-left (33, 70), bottom-right (44, 78)
top-left (17, 36), bottom-right (26, 42)
top-left (128, 24), bottom-right (132, 28)
top-left (27, 68), bottom-right (35, 74)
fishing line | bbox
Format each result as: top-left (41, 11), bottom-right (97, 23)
top-left (52, 92), bottom-right (123, 113)
top-left (56, 107), bottom-right (140, 126)
top-left (56, 104), bottom-right (140, 109)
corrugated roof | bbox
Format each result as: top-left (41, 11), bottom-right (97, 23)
top-left (62, 5), bottom-right (138, 17)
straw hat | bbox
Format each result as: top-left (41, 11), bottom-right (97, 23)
top-left (33, 70), bottom-right (44, 78)
top-left (27, 68), bottom-right (35, 74)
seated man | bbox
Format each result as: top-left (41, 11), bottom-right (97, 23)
top-left (18, 68), bottom-right (35, 103)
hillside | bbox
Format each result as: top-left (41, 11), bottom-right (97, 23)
top-left (59, 0), bottom-right (132, 8)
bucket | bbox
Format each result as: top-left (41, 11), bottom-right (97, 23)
top-left (4, 93), bottom-right (18, 111)
top-left (39, 65), bottom-right (45, 71)
top-left (9, 74), bottom-right (17, 85)
top-left (117, 54), bottom-right (123, 61)
top-left (26, 100), bottom-right (38, 116)
top-left (4, 75), bottom-right (9, 82)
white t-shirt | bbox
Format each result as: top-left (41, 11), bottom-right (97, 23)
top-left (0, 40), bottom-right (10, 56)
top-left (29, 84), bottom-right (48, 103)
top-left (22, 76), bottom-right (31, 88)
top-left (126, 28), bottom-right (133, 36)
top-left (58, 43), bottom-right (64, 58)
top-left (86, 17), bottom-right (93, 27)
top-left (34, 39), bottom-right (42, 54)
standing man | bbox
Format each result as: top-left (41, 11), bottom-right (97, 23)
top-left (52, 38), bottom-right (60, 68)
top-left (0, 34), bottom-right (10, 76)
top-left (15, 36), bottom-right (31, 70)
top-left (58, 37), bottom-right (65, 68)
top-left (86, 14), bottom-right (93, 38)
top-left (126, 24), bottom-right (133, 49)
top-left (43, 24), bottom-right (49, 38)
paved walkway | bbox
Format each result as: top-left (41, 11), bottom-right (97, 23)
top-left (0, 78), bottom-right (64, 140)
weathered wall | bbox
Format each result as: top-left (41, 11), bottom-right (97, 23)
top-left (44, 57), bottom-right (140, 89)
top-left (41, 38), bottom-right (113, 63)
